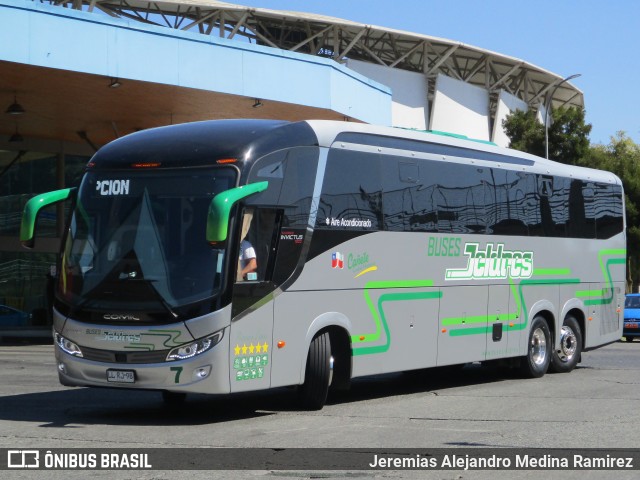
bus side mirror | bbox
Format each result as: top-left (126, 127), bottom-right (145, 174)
top-left (20, 188), bottom-right (76, 249)
top-left (206, 181), bottom-right (268, 243)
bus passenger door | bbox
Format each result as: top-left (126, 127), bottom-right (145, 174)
top-left (229, 208), bottom-right (280, 393)
top-left (437, 286), bottom-right (488, 366)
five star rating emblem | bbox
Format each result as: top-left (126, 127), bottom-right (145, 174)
top-left (233, 342), bottom-right (270, 381)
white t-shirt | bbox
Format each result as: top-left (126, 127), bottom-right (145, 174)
top-left (239, 240), bottom-right (256, 269)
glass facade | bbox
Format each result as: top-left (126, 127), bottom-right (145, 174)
top-left (0, 148), bottom-right (90, 333)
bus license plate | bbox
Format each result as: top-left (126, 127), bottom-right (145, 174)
top-left (107, 369), bottom-right (136, 383)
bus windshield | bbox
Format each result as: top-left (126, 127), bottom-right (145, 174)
top-left (58, 167), bottom-right (237, 319)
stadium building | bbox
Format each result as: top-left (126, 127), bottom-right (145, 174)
top-left (0, 0), bottom-right (583, 337)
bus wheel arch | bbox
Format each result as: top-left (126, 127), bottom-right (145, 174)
top-left (550, 311), bottom-right (584, 373)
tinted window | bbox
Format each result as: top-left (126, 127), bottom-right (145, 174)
top-left (247, 147), bottom-right (320, 285)
top-left (594, 183), bottom-right (624, 239)
top-left (318, 149), bottom-right (383, 231)
top-left (317, 148), bottom-right (624, 240)
top-left (247, 147), bottom-right (319, 228)
top-left (488, 169), bottom-right (533, 236)
top-left (381, 157), bottom-right (490, 233)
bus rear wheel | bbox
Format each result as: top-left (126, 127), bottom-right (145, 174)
top-left (299, 331), bottom-right (332, 410)
top-left (550, 315), bottom-right (582, 373)
top-left (520, 316), bottom-right (551, 378)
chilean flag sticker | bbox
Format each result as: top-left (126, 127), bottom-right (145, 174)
top-left (332, 252), bottom-right (344, 269)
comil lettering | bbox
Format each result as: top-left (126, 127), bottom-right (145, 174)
top-left (96, 179), bottom-right (130, 196)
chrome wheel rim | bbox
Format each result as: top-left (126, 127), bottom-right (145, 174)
top-left (531, 327), bottom-right (547, 366)
top-left (558, 325), bottom-right (577, 362)
top-left (328, 355), bottom-right (334, 386)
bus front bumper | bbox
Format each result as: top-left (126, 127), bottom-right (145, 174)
top-left (54, 340), bottom-right (231, 395)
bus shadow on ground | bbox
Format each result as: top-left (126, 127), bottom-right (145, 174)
top-left (0, 363), bottom-right (522, 427)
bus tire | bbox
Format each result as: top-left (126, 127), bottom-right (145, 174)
top-left (519, 316), bottom-right (551, 378)
top-left (299, 332), bottom-right (332, 410)
top-left (550, 315), bottom-right (582, 373)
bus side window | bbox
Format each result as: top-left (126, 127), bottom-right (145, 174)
top-left (236, 210), bottom-right (258, 282)
top-left (235, 208), bottom-right (281, 283)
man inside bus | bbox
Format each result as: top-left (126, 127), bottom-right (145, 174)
top-left (237, 210), bottom-right (258, 281)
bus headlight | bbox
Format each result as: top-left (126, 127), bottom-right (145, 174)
top-left (55, 332), bottom-right (84, 357)
top-left (166, 331), bottom-right (223, 361)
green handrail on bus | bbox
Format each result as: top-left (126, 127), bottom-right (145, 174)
top-left (20, 188), bottom-right (76, 249)
top-left (206, 181), bottom-right (268, 243)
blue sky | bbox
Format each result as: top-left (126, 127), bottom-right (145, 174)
top-left (248, 0), bottom-right (639, 145)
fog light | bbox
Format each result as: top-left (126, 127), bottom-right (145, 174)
top-left (58, 362), bottom-right (67, 374)
top-left (193, 365), bottom-right (211, 381)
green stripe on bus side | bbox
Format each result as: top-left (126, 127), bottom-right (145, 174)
top-left (352, 288), bottom-right (442, 356)
top-left (576, 289), bottom-right (604, 297)
top-left (352, 249), bottom-right (625, 353)
top-left (575, 249), bottom-right (626, 304)
top-left (444, 269), bottom-right (571, 333)
top-left (449, 326), bottom-right (491, 336)
top-left (442, 269), bottom-right (580, 337)
top-left (351, 280), bottom-right (435, 344)
top-left (441, 313), bottom-right (517, 326)
top-left (448, 277), bottom-right (581, 336)
top-left (515, 278), bottom-right (582, 328)
top-left (582, 258), bottom-right (626, 305)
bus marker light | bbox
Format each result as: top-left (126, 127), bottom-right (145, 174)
top-left (509, 323), bottom-right (514, 327)
top-left (588, 317), bottom-right (593, 321)
top-left (441, 329), bottom-right (447, 333)
top-left (359, 336), bottom-right (365, 341)
top-left (131, 162), bottom-right (161, 168)
top-left (277, 341), bottom-right (286, 349)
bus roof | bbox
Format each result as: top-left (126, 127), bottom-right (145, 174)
top-left (86, 119), bottom-right (620, 187)
top-left (304, 120), bottom-right (621, 186)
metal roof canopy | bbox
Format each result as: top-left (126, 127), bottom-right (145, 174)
top-left (43, 0), bottom-right (584, 115)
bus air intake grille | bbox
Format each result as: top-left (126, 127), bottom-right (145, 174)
top-left (80, 346), bottom-right (170, 364)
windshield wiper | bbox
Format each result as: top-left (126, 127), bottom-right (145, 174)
top-left (117, 275), bottom-right (179, 320)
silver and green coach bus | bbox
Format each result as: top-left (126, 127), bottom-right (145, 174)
top-left (20, 119), bottom-right (626, 409)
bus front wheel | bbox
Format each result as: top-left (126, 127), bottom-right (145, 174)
top-left (299, 332), bottom-right (332, 410)
top-left (520, 316), bottom-right (551, 378)
top-left (550, 315), bottom-right (582, 373)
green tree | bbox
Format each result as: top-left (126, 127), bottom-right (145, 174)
top-left (502, 106), bottom-right (591, 164)
top-left (581, 133), bottom-right (640, 290)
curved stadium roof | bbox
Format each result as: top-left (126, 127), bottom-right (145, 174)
top-left (48, 0), bottom-right (583, 114)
